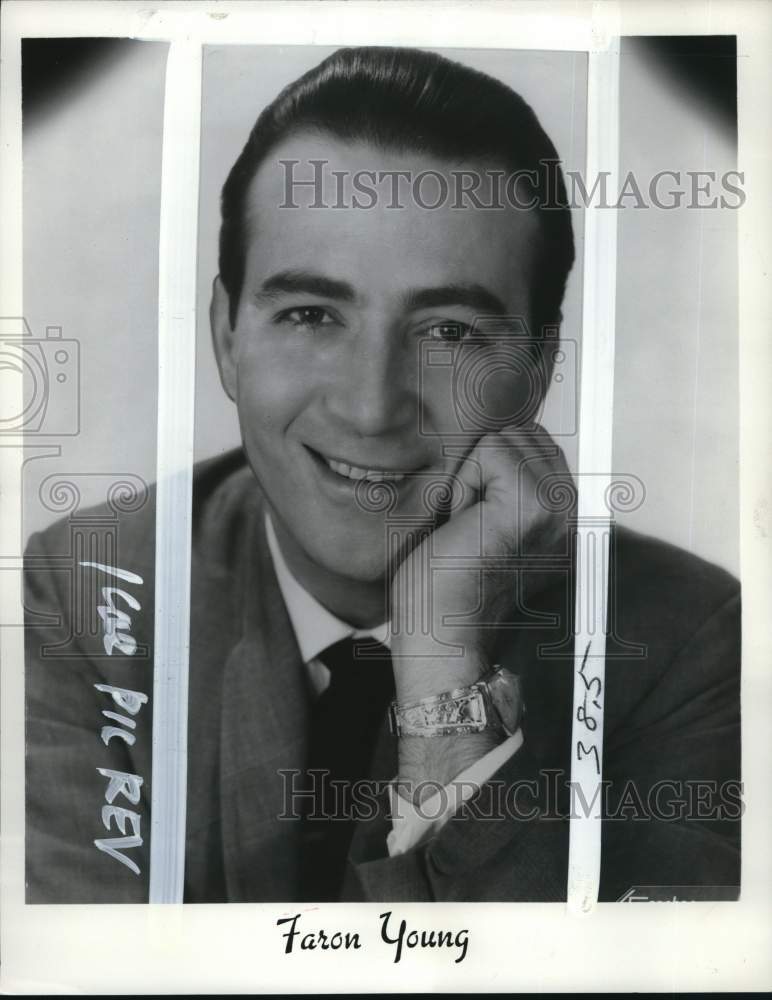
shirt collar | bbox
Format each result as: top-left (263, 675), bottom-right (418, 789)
top-left (265, 513), bottom-right (391, 664)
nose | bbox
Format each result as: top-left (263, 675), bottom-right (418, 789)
top-left (324, 327), bottom-right (415, 437)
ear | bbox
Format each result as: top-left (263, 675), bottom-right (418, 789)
top-left (210, 275), bottom-right (238, 401)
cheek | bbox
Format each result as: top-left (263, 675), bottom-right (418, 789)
top-left (420, 350), bottom-right (542, 435)
top-left (415, 365), bottom-right (462, 435)
top-left (457, 343), bottom-right (545, 427)
top-left (476, 367), bottom-right (541, 424)
top-left (234, 345), bottom-right (312, 435)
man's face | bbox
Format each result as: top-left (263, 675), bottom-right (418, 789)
top-left (211, 132), bottom-right (542, 585)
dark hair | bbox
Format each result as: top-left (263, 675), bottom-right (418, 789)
top-left (219, 46), bottom-right (575, 377)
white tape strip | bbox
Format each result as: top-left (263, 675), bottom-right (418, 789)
top-left (566, 35), bottom-right (620, 914)
top-left (149, 40), bottom-right (202, 904)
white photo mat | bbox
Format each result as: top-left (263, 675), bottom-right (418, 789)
top-left (1, 0), bottom-right (770, 993)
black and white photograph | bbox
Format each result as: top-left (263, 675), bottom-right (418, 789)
top-left (2, 0), bottom-right (771, 993)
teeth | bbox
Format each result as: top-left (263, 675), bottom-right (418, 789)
top-left (327, 457), bottom-right (406, 483)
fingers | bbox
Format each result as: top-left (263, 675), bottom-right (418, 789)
top-left (499, 425), bottom-right (574, 518)
top-left (446, 425), bottom-right (574, 553)
top-left (448, 447), bottom-right (483, 516)
top-left (499, 422), bottom-right (571, 480)
top-left (465, 428), bottom-right (571, 505)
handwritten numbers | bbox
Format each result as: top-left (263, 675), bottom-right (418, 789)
top-left (575, 641), bottom-right (603, 776)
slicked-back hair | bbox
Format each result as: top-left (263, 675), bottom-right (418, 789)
top-left (218, 46), bottom-right (575, 384)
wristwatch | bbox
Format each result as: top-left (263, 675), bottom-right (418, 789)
top-left (388, 665), bottom-right (523, 738)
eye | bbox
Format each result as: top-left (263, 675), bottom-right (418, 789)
top-left (425, 321), bottom-right (472, 343)
top-left (274, 305), bottom-right (340, 332)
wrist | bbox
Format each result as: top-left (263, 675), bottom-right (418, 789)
top-left (390, 647), bottom-right (489, 705)
top-left (390, 656), bottom-right (524, 797)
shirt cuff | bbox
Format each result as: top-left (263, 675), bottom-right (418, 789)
top-left (385, 728), bottom-right (524, 857)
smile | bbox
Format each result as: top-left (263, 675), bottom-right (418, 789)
top-left (324, 456), bottom-right (407, 483)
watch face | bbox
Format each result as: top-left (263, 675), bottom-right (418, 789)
top-left (489, 668), bottom-right (523, 735)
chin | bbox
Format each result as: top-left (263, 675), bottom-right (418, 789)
top-left (313, 540), bottom-right (390, 584)
top-left (314, 525), bottom-right (425, 584)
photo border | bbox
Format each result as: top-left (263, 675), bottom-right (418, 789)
top-left (1, 0), bottom-right (770, 993)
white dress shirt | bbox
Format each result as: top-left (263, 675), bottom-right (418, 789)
top-left (265, 515), bottom-right (523, 856)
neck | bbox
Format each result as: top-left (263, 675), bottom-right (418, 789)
top-left (271, 516), bottom-right (389, 629)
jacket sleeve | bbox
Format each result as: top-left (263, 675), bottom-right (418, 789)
top-left (25, 525), bottom-right (153, 903)
top-left (345, 590), bottom-right (741, 903)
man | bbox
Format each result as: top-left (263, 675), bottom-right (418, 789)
top-left (25, 46), bottom-right (740, 903)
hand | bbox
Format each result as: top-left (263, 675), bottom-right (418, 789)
top-left (389, 424), bottom-right (574, 793)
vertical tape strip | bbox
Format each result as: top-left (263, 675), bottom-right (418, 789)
top-left (566, 35), bottom-right (620, 914)
top-left (149, 40), bottom-right (202, 904)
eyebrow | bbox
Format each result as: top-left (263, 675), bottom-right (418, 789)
top-left (402, 283), bottom-right (508, 316)
top-left (252, 270), bottom-right (508, 315)
top-left (253, 270), bottom-right (356, 305)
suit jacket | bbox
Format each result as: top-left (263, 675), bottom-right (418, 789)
top-left (25, 449), bottom-right (741, 903)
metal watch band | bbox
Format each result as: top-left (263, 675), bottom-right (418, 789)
top-left (388, 665), bottom-right (520, 738)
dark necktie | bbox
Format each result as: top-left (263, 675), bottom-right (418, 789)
top-left (299, 637), bottom-right (395, 900)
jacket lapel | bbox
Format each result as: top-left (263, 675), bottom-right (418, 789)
top-left (219, 506), bottom-right (312, 901)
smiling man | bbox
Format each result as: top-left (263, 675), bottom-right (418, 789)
top-left (25, 46), bottom-right (741, 904)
